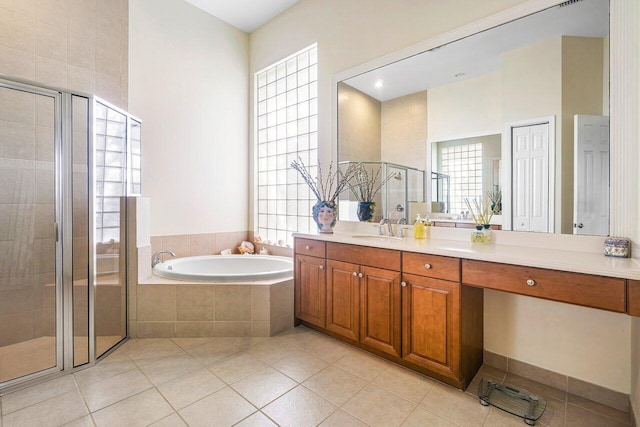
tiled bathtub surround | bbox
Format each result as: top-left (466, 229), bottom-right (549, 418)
top-left (150, 231), bottom-right (251, 258)
top-left (133, 281), bottom-right (294, 339)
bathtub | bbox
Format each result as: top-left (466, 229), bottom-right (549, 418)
top-left (152, 255), bottom-right (293, 282)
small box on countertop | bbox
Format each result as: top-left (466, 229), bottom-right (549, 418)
top-left (604, 237), bottom-right (631, 258)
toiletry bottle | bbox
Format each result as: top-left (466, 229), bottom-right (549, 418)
top-left (414, 215), bottom-right (426, 239)
top-left (424, 216), bottom-right (432, 239)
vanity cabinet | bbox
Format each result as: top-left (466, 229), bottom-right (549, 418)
top-left (294, 239), bottom-right (327, 328)
top-left (326, 243), bottom-right (402, 358)
top-left (401, 253), bottom-right (483, 385)
top-left (628, 280), bottom-right (640, 317)
top-left (462, 260), bottom-right (626, 313)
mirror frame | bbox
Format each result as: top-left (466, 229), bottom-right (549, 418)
top-left (331, 0), bottom-right (638, 240)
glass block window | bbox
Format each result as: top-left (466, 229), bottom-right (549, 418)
top-left (440, 143), bottom-right (482, 214)
top-left (255, 44), bottom-right (318, 246)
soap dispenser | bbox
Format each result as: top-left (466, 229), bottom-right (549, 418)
top-left (414, 215), bottom-right (426, 239)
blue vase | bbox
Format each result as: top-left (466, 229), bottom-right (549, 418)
top-left (312, 200), bottom-right (337, 234)
top-left (357, 201), bottom-right (375, 222)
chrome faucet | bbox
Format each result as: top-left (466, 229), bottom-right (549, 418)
top-left (152, 249), bottom-right (176, 267)
top-left (397, 218), bottom-right (408, 225)
top-left (380, 218), bottom-right (394, 236)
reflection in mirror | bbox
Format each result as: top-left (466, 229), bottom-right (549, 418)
top-left (337, 0), bottom-right (610, 235)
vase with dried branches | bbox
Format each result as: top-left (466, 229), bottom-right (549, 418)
top-left (290, 158), bottom-right (358, 234)
top-left (349, 164), bottom-right (396, 222)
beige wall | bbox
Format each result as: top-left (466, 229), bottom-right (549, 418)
top-left (381, 91), bottom-right (427, 171)
top-left (428, 72), bottom-right (502, 142)
top-left (129, 0), bottom-right (249, 236)
top-left (337, 83), bottom-right (381, 162)
top-left (0, 0), bottom-right (129, 108)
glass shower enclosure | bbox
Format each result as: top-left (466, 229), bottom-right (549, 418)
top-left (0, 75), bottom-right (140, 390)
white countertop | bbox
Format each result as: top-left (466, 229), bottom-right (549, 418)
top-left (293, 227), bottom-right (640, 280)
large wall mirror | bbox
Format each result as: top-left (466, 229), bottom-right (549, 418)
top-left (337, 0), bottom-right (610, 236)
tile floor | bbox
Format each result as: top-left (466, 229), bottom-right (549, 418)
top-left (0, 326), bottom-right (633, 427)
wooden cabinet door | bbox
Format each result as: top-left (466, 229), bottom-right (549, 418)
top-left (294, 255), bottom-right (326, 328)
top-left (326, 260), bottom-right (360, 341)
top-left (402, 273), bottom-right (460, 378)
top-left (360, 266), bottom-right (401, 357)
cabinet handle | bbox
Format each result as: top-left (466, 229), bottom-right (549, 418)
top-left (319, 265), bottom-right (324, 270)
top-left (401, 281), bottom-right (407, 287)
top-left (526, 279), bottom-right (535, 286)
top-left (305, 245), bottom-right (310, 250)
top-left (358, 273), bottom-right (363, 278)
top-left (352, 271), bottom-right (357, 276)
top-left (424, 263), bottom-right (432, 269)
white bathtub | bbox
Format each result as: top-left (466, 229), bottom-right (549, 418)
top-left (152, 255), bottom-right (293, 282)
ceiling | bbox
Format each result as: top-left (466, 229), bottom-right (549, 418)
top-left (343, 0), bottom-right (609, 102)
top-left (183, 0), bottom-right (300, 33)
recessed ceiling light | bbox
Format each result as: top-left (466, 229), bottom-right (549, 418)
top-left (375, 80), bottom-right (384, 88)
top-left (454, 72), bottom-right (466, 78)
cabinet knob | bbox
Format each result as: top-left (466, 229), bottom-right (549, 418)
top-left (319, 265), bottom-right (324, 270)
top-left (401, 281), bottom-right (407, 287)
top-left (305, 245), bottom-right (310, 250)
top-left (352, 271), bottom-right (357, 276)
top-left (358, 273), bottom-right (363, 278)
top-left (424, 263), bottom-right (432, 269)
top-left (526, 279), bottom-right (535, 286)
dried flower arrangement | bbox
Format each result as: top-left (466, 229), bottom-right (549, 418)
top-left (348, 163), bottom-right (396, 202)
top-left (486, 189), bottom-right (502, 214)
top-left (290, 157), bottom-right (359, 202)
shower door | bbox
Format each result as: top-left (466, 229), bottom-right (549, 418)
top-left (0, 83), bottom-right (62, 383)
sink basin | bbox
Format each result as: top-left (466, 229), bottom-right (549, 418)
top-left (351, 234), bottom-right (403, 242)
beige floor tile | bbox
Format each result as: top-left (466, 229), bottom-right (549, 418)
top-left (565, 404), bottom-right (631, 427)
top-left (231, 367), bottom-right (297, 408)
top-left (157, 367), bottom-right (226, 410)
top-left (234, 411), bottom-right (279, 426)
top-left (285, 332), bottom-right (352, 363)
top-left (420, 383), bottom-right (489, 427)
top-left (246, 338), bottom-right (299, 364)
top-left (139, 352), bottom-right (202, 386)
top-left (179, 387), bottom-right (256, 427)
top-left (303, 365), bottom-right (368, 406)
top-left (3, 390), bottom-right (88, 427)
top-left (208, 351), bottom-right (267, 383)
top-left (119, 338), bottom-right (166, 354)
top-left (125, 339), bottom-right (183, 367)
top-left (373, 364), bottom-right (435, 403)
top-left (319, 409), bottom-right (369, 427)
top-left (342, 384), bottom-right (415, 427)
top-left (401, 407), bottom-right (457, 426)
top-left (483, 407), bottom-right (527, 426)
top-left (334, 348), bottom-right (391, 381)
top-left (148, 413), bottom-right (187, 426)
top-left (170, 337), bottom-right (214, 351)
top-left (73, 351), bottom-right (137, 387)
top-left (186, 340), bottom-right (242, 366)
top-left (2, 375), bottom-right (77, 414)
top-left (79, 368), bottom-right (153, 412)
top-left (538, 396), bottom-right (566, 427)
top-left (61, 415), bottom-right (95, 426)
top-left (271, 350), bottom-right (329, 382)
top-left (262, 385), bottom-right (337, 427)
top-left (91, 388), bottom-right (174, 427)
top-left (213, 336), bottom-right (269, 349)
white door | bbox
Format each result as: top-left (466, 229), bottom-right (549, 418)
top-left (574, 115), bottom-right (609, 236)
top-left (511, 123), bottom-right (550, 232)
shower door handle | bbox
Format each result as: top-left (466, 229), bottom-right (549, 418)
top-left (55, 222), bottom-right (59, 242)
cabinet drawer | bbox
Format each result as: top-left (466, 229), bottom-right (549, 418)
top-left (629, 280), bottom-right (640, 317)
top-left (327, 242), bottom-right (400, 271)
top-left (462, 260), bottom-right (626, 312)
top-left (402, 252), bottom-right (460, 282)
top-left (295, 238), bottom-right (326, 258)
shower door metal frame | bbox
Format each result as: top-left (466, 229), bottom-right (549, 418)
top-left (0, 78), bottom-right (66, 389)
top-left (0, 75), bottom-right (135, 393)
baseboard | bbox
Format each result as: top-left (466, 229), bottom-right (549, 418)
top-left (484, 350), bottom-right (630, 413)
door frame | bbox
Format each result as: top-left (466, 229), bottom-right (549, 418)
top-left (502, 116), bottom-right (555, 232)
